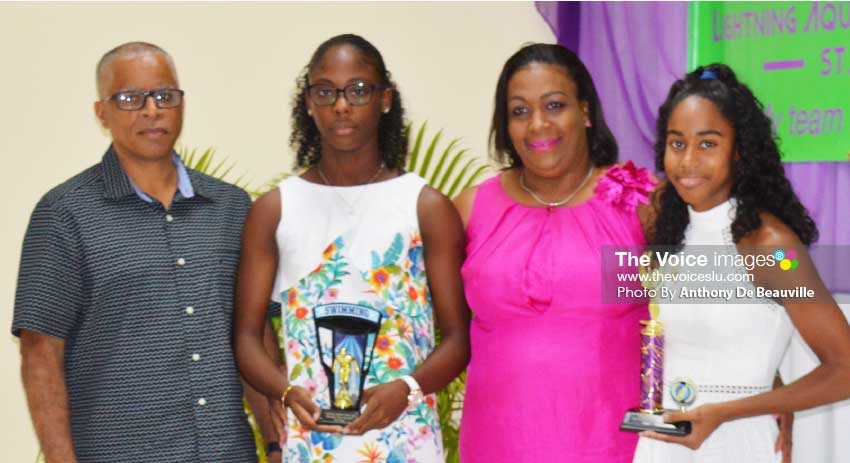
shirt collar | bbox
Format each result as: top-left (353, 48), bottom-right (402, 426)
top-left (127, 153), bottom-right (195, 203)
top-left (102, 145), bottom-right (202, 202)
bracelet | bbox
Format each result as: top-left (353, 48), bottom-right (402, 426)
top-left (281, 385), bottom-right (294, 407)
top-left (266, 442), bottom-right (282, 455)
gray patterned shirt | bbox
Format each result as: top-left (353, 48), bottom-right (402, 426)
top-left (13, 147), bottom-right (257, 462)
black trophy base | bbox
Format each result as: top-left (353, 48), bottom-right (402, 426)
top-left (317, 408), bottom-right (360, 426)
top-left (619, 408), bottom-right (692, 436)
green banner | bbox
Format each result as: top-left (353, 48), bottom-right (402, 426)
top-left (689, 1), bottom-right (850, 162)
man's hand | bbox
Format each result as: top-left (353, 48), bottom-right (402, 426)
top-left (20, 330), bottom-right (78, 463)
top-left (269, 396), bottom-right (287, 441)
top-left (266, 449), bottom-right (282, 463)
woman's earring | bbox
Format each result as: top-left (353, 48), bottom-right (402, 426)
top-left (585, 119), bottom-right (592, 128)
top-left (382, 107), bottom-right (390, 114)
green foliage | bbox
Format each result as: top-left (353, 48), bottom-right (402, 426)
top-left (405, 121), bottom-right (490, 198)
top-left (437, 372), bottom-right (466, 463)
top-left (177, 146), bottom-right (256, 195)
top-left (404, 121), bottom-right (489, 462)
top-left (246, 400), bottom-right (270, 463)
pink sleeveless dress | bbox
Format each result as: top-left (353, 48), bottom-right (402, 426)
top-left (459, 163), bottom-right (655, 463)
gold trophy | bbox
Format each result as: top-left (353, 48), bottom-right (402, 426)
top-left (620, 251), bottom-right (691, 436)
top-left (332, 347), bottom-right (360, 409)
top-left (313, 303), bottom-right (382, 426)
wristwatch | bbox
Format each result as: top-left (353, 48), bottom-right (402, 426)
top-left (398, 375), bottom-right (424, 409)
top-left (266, 442), bottom-right (282, 455)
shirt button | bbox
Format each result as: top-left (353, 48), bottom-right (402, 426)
top-left (177, 257), bottom-right (186, 266)
top-left (166, 214), bottom-right (174, 222)
top-left (191, 353), bottom-right (201, 362)
top-left (185, 306), bottom-right (195, 315)
top-left (198, 398), bottom-right (207, 406)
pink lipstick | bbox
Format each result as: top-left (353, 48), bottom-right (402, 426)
top-left (526, 137), bottom-right (561, 152)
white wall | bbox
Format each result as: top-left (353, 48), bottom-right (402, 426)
top-left (0, 2), bottom-right (553, 459)
top-left (780, 298), bottom-right (850, 463)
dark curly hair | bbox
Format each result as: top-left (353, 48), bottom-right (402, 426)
top-left (490, 43), bottom-right (618, 168)
top-left (290, 34), bottom-right (407, 169)
top-left (651, 63), bottom-right (817, 246)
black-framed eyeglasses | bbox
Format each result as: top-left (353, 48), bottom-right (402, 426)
top-left (307, 81), bottom-right (390, 107)
top-left (106, 88), bottom-right (185, 111)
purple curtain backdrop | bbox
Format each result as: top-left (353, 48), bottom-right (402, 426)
top-left (536, 1), bottom-right (848, 290)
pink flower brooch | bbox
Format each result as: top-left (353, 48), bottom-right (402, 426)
top-left (593, 161), bottom-right (658, 212)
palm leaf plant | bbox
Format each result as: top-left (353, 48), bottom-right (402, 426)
top-left (178, 146), bottom-right (255, 195)
top-left (405, 121), bottom-right (490, 198)
top-left (403, 121), bottom-right (488, 463)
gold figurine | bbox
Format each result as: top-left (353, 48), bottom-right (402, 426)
top-left (332, 347), bottom-right (360, 409)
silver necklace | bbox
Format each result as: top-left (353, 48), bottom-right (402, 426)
top-left (519, 166), bottom-right (594, 208)
top-left (317, 162), bottom-right (385, 186)
top-left (315, 162), bottom-right (387, 213)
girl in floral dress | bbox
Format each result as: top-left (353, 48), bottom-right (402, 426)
top-left (233, 34), bottom-right (470, 463)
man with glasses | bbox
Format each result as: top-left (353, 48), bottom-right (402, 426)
top-left (12, 42), bottom-right (267, 462)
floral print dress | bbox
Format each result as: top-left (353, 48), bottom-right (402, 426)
top-left (273, 174), bottom-right (443, 463)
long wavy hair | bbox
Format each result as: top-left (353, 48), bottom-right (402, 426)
top-left (651, 63), bottom-right (817, 246)
top-left (290, 34), bottom-right (407, 169)
top-left (489, 43), bottom-right (618, 168)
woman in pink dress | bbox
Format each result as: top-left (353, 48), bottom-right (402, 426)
top-left (454, 44), bottom-right (656, 462)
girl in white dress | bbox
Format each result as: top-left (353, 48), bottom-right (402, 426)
top-left (233, 34), bottom-right (470, 463)
top-left (633, 64), bottom-right (850, 463)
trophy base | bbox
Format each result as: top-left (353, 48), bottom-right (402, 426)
top-left (619, 408), bottom-right (691, 436)
top-left (317, 408), bottom-right (360, 426)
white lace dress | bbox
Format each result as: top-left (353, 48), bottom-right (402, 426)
top-left (633, 200), bottom-right (791, 463)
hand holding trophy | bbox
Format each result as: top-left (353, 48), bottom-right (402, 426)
top-left (313, 303), bottom-right (383, 426)
top-left (619, 250), bottom-right (693, 436)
